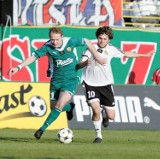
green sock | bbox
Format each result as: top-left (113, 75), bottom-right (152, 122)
top-left (40, 107), bottom-right (61, 131)
top-left (62, 104), bottom-right (71, 112)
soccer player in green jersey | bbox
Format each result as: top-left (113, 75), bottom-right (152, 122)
top-left (8, 27), bottom-right (106, 139)
top-left (47, 55), bottom-right (75, 120)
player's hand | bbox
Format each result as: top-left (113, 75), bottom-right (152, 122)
top-left (144, 50), bottom-right (155, 57)
top-left (96, 56), bottom-right (107, 65)
top-left (87, 59), bottom-right (92, 65)
top-left (8, 67), bottom-right (19, 76)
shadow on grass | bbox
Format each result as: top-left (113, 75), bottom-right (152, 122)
top-left (0, 137), bottom-right (58, 143)
top-left (0, 157), bottom-right (62, 159)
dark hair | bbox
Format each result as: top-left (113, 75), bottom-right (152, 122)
top-left (96, 26), bottom-right (113, 40)
top-left (49, 27), bottom-right (63, 38)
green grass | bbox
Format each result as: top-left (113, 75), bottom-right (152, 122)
top-left (0, 129), bottom-right (159, 159)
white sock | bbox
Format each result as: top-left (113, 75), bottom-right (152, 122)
top-left (93, 120), bottom-right (102, 139)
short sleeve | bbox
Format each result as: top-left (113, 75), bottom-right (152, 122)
top-left (33, 45), bottom-right (48, 59)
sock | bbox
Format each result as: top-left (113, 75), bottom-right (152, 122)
top-left (93, 120), bottom-right (102, 139)
top-left (62, 104), bottom-right (71, 112)
top-left (40, 107), bottom-right (61, 131)
top-left (102, 109), bottom-right (106, 118)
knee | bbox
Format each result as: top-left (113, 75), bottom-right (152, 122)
top-left (92, 110), bottom-right (101, 120)
top-left (108, 114), bottom-right (115, 120)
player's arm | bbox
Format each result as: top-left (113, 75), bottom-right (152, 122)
top-left (8, 55), bottom-right (36, 75)
top-left (76, 49), bottom-right (92, 70)
top-left (124, 50), bottom-right (155, 58)
top-left (85, 39), bottom-right (106, 64)
top-left (77, 59), bottom-right (91, 69)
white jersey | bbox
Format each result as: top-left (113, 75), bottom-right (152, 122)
top-left (81, 43), bottom-right (125, 86)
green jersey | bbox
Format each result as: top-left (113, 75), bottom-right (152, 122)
top-left (33, 37), bottom-right (86, 80)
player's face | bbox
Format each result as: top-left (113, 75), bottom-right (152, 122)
top-left (50, 32), bottom-right (63, 48)
top-left (97, 33), bottom-right (110, 48)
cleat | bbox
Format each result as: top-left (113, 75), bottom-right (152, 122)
top-left (92, 137), bottom-right (102, 143)
top-left (34, 129), bottom-right (43, 139)
top-left (66, 102), bottom-right (75, 120)
top-left (102, 110), bottom-right (109, 127)
top-left (102, 116), bottom-right (109, 128)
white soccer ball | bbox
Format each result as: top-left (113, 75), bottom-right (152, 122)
top-left (57, 128), bottom-right (74, 144)
top-left (28, 96), bottom-right (47, 117)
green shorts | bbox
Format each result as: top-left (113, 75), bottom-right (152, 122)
top-left (50, 77), bottom-right (79, 101)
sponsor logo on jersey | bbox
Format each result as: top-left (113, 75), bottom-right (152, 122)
top-left (67, 47), bottom-right (72, 52)
top-left (104, 50), bottom-right (109, 55)
top-left (56, 58), bottom-right (73, 67)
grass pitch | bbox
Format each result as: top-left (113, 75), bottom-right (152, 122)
top-left (0, 128), bottom-right (159, 159)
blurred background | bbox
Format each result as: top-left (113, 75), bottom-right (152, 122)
top-left (0, 0), bottom-right (160, 84)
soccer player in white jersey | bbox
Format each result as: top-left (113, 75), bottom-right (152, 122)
top-left (77, 26), bottom-right (154, 143)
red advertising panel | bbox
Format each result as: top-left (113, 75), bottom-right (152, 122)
top-left (0, 26), bottom-right (159, 85)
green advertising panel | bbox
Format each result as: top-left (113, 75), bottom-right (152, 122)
top-left (0, 26), bottom-right (159, 85)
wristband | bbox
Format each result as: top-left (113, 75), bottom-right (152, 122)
top-left (16, 65), bottom-right (22, 70)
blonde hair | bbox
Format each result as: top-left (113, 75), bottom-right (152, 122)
top-left (49, 27), bottom-right (63, 38)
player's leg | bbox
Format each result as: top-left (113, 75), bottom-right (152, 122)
top-left (34, 78), bottom-right (78, 139)
top-left (66, 102), bottom-right (75, 120)
top-left (102, 106), bottom-right (115, 127)
top-left (89, 101), bottom-right (103, 143)
top-left (100, 85), bottom-right (115, 127)
top-left (50, 99), bottom-right (75, 120)
top-left (62, 77), bottom-right (78, 120)
top-left (42, 91), bottom-right (71, 128)
top-left (84, 82), bottom-right (102, 143)
top-left (51, 101), bottom-right (72, 112)
top-left (44, 79), bottom-right (76, 124)
top-left (34, 91), bottom-right (72, 139)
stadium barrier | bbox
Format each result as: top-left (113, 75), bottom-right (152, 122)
top-left (0, 81), bottom-right (68, 130)
top-left (0, 81), bottom-right (160, 130)
top-left (69, 84), bottom-right (160, 130)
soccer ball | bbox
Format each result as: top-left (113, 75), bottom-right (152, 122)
top-left (57, 128), bottom-right (74, 144)
top-left (28, 96), bottom-right (47, 117)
